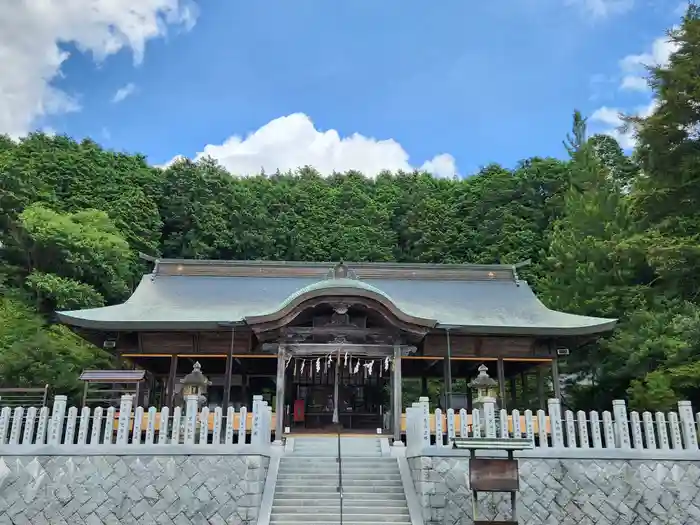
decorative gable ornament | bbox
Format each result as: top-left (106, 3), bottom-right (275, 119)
top-left (326, 261), bottom-right (358, 280)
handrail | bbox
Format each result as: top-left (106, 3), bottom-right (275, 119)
top-left (337, 424), bottom-right (343, 525)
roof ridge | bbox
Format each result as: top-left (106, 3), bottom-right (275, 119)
top-left (151, 258), bottom-right (528, 281)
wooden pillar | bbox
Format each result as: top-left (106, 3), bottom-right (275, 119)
top-left (166, 355), bottom-right (178, 407)
top-left (444, 330), bottom-right (453, 410)
top-left (421, 376), bottom-right (428, 396)
top-left (551, 358), bottom-right (562, 400)
top-left (82, 381), bottom-right (89, 407)
top-left (223, 326), bottom-right (235, 412)
top-left (537, 365), bottom-right (546, 410)
top-left (241, 372), bottom-right (249, 406)
top-left (275, 345), bottom-right (286, 440)
top-left (497, 358), bottom-right (506, 410)
top-left (392, 344), bottom-right (402, 442)
top-left (332, 347), bottom-right (340, 425)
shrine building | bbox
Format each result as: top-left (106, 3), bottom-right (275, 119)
top-left (57, 259), bottom-right (616, 440)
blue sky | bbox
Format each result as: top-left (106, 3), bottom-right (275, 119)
top-left (2, 0), bottom-right (684, 177)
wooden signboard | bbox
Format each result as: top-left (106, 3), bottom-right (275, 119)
top-left (469, 458), bottom-right (519, 492)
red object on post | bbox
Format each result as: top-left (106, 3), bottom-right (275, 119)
top-left (293, 400), bottom-right (305, 422)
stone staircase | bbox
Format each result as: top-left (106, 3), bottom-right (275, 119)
top-left (270, 437), bottom-right (412, 524)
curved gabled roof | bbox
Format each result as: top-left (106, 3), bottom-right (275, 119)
top-left (57, 260), bottom-right (617, 336)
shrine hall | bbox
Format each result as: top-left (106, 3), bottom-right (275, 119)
top-left (57, 258), bottom-right (617, 440)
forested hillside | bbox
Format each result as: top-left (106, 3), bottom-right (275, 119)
top-left (2, 8), bottom-right (700, 411)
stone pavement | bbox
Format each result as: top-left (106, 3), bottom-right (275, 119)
top-left (0, 455), bottom-right (268, 525)
top-left (408, 456), bottom-right (700, 525)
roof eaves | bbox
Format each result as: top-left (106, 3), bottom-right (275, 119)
top-left (436, 318), bottom-right (618, 336)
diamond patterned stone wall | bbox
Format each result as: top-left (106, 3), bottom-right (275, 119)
top-left (0, 455), bottom-right (268, 525)
top-left (408, 456), bottom-right (700, 525)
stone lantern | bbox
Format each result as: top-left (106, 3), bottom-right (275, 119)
top-left (468, 364), bottom-right (498, 414)
top-left (180, 361), bottom-right (211, 408)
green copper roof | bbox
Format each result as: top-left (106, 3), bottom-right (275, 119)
top-left (57, 260), bottom-right (617, 336)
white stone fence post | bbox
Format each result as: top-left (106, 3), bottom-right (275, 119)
top-left (403, 398), bottom-right (700, 453)
top-left (0, 397), bottom-right (267, 447)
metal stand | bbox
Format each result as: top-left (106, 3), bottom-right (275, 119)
top-left (452, 437), bottom-right (532, 525)
top-left (471, 449), bottom-right (518, 525)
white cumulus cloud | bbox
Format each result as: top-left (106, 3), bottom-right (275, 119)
top-left (112, 83), bottom-right (137, 104)
top-left (619, 33), bottom-right (679, 92)
top-left (590, 100), bottom-right (657, 149)
top-left (0, 0), bottom-right (198, 138)
top-left (591, 26), bottom-right (680, 149)
top-left (189, 113), bottom-right (459, 178)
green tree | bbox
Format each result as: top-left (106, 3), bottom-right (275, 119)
top-left (8, 204), bottom-right (133, 312)
top-left (539, 111), bottom-right (649, 409)
top-left (0, 297), bottom-right (114, 403)
top-left (630, 4), bottom-right (700, 300)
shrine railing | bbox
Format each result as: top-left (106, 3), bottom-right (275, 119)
top-left (406, 397), bottom-right (700, 455)
top-left (0, 394), bottom-right (273, 448)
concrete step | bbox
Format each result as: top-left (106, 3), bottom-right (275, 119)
top-left (272, 505), bottom-right (409, 515)
top-left (273, 497), bottom-right (409, 506)
top-left (293, 448), bottom-right (382, 452)
top-left (275, 484), bottom-right (405, 494)
top-left (280, 456), bottom-right (398, 462)
top-left (272, 522), bottom-right (410, 525)
top-left (278, 463), bottom-right (398, 470)
top-left (273, 491), bottom-right (408, 500)
top-left (276, 479), bottom-right (403, 488)
top-left (281, 458), bottom-right (395, 465)
top-left (272, 438), bottom-right (409, 525)
top-left (270, 514), bottom-right (410, 523)
top-left (278, 468), bottom-right (398, 474)
top-left (277, 471), bottom-right (401, 482)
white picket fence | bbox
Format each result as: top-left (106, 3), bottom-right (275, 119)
top-left (0, 394), bottom-right (272, 447)
top-left (406, 397), bottom-right (700, 454)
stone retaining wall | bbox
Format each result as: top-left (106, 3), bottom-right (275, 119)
top-left (408, 455), bottom-right (700, 525)
top-left (0, 454), bottom-right (269, 525)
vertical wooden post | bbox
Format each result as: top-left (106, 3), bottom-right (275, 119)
top-left (333, 347), bottom-right (340, 425)
top-left (551, 358), bottom-right (562, 400)
top-left (497, 358), bottom-right (506, 410)
top-left (509, 377), bottom-right (517, 408)
top-left (82, 381), bottom-right (89, 407)
top-left (166, 355), bottom-right (178, 408)
top-left (223, 326), bottom-right (235, 414)
top-left (393, 343), bottom-right (402, 442)
top-left (466, 381), bottom-right (473, 412)
top-left (537, 365), bottom-right (546, 410)
top-left (444, 329), bottom-right (453, 410)
top-left (275, 344), bottom-right (286, 441)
